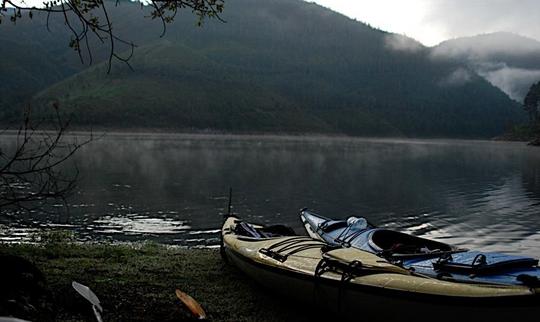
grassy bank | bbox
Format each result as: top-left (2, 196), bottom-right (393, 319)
top-left (0, 238), bottom-right (311, 321)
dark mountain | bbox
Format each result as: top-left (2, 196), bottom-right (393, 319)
top-left (1, 0), bottom-right (526, 137)
top-left (432, 32), bottom-right (540, 102)
top-left (0, 39), bottom-right (72, 120)
top-left (0, 10), bottom-right (84, 120)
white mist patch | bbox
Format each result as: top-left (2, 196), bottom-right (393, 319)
top-left (93, 215), bottom-right (190, 235)
top-left (384, 34), bottom-right (423, 53)
top-left (430, 32), bottom-right (540, 100)
top-left (432, 32), bottom-right (540, 60)
top-left (478, 66), bottom-right (540, 101)
top-left (439, 68), bottom-right (472, 87)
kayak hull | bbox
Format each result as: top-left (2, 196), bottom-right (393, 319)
top-left (222, 217), bottom-right (540, 321)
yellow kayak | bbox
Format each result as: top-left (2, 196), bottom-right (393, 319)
top-left (221, 216), bottom-right (540, 321)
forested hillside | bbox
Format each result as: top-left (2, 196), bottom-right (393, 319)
top-left (1, 0), bottom-right (526, 137)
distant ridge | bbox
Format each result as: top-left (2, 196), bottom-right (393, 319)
top-left (1, 0), bottom-right (526, 138)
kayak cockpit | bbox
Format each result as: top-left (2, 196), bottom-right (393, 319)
top-left (369, 229), bottom-right (456, 256)
top-left (232, 220), bottom-right (296, 239)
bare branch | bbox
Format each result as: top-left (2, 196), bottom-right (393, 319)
top-left (0, 105), bottom-right (93, 214)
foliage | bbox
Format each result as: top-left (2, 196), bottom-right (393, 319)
top-left (0, 0), bottom-right (225, 72)
top-left (524, 81), bottom-right (540, 122)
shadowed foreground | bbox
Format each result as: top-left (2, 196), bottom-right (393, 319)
top-left (0, 238), bottom-right (312, 321)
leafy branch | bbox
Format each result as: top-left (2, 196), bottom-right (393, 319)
top-left (0, 0), bottom-right (225, 72)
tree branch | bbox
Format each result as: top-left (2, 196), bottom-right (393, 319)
top-left (0, 105), bottom-right (93, 214)
top-left (1, 0), bottom-right (225, 72)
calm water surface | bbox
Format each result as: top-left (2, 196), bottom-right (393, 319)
top-left (1, 134), bottom-right (540, 256)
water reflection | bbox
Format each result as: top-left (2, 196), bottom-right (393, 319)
top-left (91, 215), bottom-right (190, 235)
top-left (1, 134), bottom-right (539, 256)
top-left (522, 157), bottom-right (540, 202)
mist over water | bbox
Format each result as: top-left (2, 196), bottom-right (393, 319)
top-left (1, 134), bottom-right (540, 256)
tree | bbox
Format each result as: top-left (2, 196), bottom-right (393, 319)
top-left (0, 106), bottom-right (92, 214)
top-left (0, 0), bottom-right (225, 72)
top-left (524, 81), bottom-right (540, 123)
top-left (0, 0), bottom-right (224, 214)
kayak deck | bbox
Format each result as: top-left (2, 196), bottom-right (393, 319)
top-left (300, 209), bottom-right (540, 287)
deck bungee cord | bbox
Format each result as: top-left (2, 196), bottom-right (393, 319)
top-left (259, 237), bottom-right (329, 263)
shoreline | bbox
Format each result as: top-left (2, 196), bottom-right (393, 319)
top-left (1, 128), bottom-right (531, 146)
top-left (1, 124), bottom-right (531, 143)
top-left (0, 241), bottom-right (312, 321)
top-left (494, 124), bottom-right (540, 145)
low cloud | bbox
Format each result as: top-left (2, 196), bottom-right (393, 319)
top-left (478, 66), bottom-right (540, 101)
top-left (439, 68), bottom-right (473, 87)
top-left (431, 32), bottom-right (540, 61)
top-left (384, 34), bottom-right (423, 53)
top-left (423, 0), bottom-right (540, 46)
top-left (430, 32), bottom-right (540, 101)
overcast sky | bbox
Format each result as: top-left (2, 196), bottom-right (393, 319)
top-left (309, 0), bottom-right (540, 46)
top-left (7, 0), bottom-right (540, 46)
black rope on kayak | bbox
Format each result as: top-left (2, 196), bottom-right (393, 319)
top-left (275, 241), bottom-right (324, 254)
top-left (260, 237), bottom-right (328, 262)
top-left (265, 236), bottom-right (313, 250)
top-left (314, 258), bottom-right (331, 278)
top-left (334, 223), bottom-right (353, 246)
top-left (312, 256), bottom-right (334, 311)
top-left (347, 228), bottom-right (371, 242)
top-left (312, 257), bottom-right (330, 310)
top-left (334, 225), bottom-right (371, 248)
top-left (259, 248), bottom-right (288, 262)
top-left (314, 258), bottom-right (366, 279)
top-left (314, 257), bottom-right (365, 314)
top-left (338, 260), bottom-right (363, 314)
top-left (284, 244), bottom-right (328, 257)
top-left (261, 241), bottom-right (326, 263)
top-left (266, 238), bottom-right (319, 253)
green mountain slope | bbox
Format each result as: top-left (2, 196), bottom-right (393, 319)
top-left (3, 0), bottom-right (527, 137)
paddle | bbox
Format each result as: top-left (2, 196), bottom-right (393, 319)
top-left (72, 281), bottom-right (103, 322)
top-left (175, 289), bottom-right (207, 320)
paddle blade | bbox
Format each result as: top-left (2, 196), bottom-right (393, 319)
top-left (175, 289), bottom-right (207, 320)
top-left (72, 281), bottom-right (103, 312)
top-left (0, 318), bottom-right (32, 322)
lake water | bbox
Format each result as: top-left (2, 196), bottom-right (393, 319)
top-left (1, 133), bottom-right (540, 257)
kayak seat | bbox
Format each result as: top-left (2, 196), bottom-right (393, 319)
top-left (259, 225), bottom-right (297, 237)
